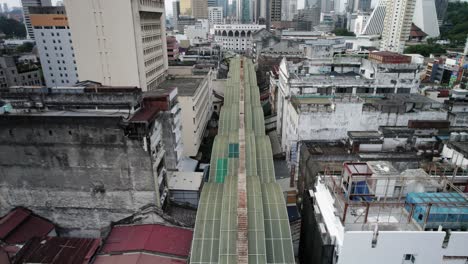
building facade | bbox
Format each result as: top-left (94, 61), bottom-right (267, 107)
top-left (274, 52), bottom-right (447, 151)
top-left (213, 24), bottom-right (266, 54)
top-left (282, 0), bottom-right (298, 21)
top-left (21, 0), bottom-right (52, 40)
top-left (0, 86), bottom-right (171, 237)
top-left (0, 56), bottom-right (42, 88)
top-left (64, 0), bottom-right (168, 91)
top-left (412, 0), bottom-right (440, 38)
top-left (192, 0), bottom-right (208, 18)
top-left (208, 7), bottom-right (223, 27)
top-left (30, 6), bottom-right (78, 87)
top-left (179, 0), bottom-right (191, 16)
top-left (381, 0), bottom-right (416, 53)
top-left (270, 0), bottom-right (282, 22)
top-left (161, 70), bottom-right (213, 157)
top-left (166, 36), bottom-right (179, 61)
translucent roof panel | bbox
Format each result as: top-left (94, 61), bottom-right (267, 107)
top-left (191, 57), bottom-right (294, 264)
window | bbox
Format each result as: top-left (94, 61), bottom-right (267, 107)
top-left (228, 143), bottom-right (239, 158)
top-left (41, 32), bottom-right (44, 36)
top-left (403, 254), bottom-right (416, 264)
top-left (42, 40), bottom-right (46, 43)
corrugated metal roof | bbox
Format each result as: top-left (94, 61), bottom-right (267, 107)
top-left (101, 224), bottom-right (193, 258)
top-left (94, 253), bottom-right (186, 264)
top-left (13, 237), bottom-right (100, 264)
top-left (0, 208), bottom-right (55, 245)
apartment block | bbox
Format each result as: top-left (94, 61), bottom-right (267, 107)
top-left (64, 0), bottom-right (168, 91)
top-left (381, 0), bottom-right (416, 53)
top-left (21, 0), bottom-right (52, 40)
top-left (30, 6), bottom-right (78, 87)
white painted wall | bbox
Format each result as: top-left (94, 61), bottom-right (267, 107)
top-left (338, 231), bottom-right (468, 264)
top-left (178, 76), bottom-right (213, 157)
top-left (64, 0), bottom-right (167, 91)
top-left (281, 102), bottom-right (447, 148)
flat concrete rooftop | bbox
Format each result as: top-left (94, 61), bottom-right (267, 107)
top-left (158, 77), bottom-right (204, 97)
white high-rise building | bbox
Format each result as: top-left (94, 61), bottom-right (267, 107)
top-left (282, 0), bottom-right (298, 21)
top-left (64, 0), bottom-right (168, 91)
top-left (30, 6), bottom-right (78, 87)
top-left (361, 0), bottom-right (386, 35)
top-left (208, 7), bottom-right (223, 27)
top-left (381, 0), bottom-right (416, 53)
top-left (412, 0), bottom-right (440, 38)
top-left (21, 0), bottom-right (52, 40)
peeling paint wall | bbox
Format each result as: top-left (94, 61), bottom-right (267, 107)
top-left (0, 115), bottom-right (159, 237)
top-left (281, 102), bottom-right (447, 150)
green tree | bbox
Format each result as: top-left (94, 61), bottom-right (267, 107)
top-left (16, 42), bottom-right (34, 53)
top-left (440, 2), bottom-right (468, 45)
top-left (404, 44), bottom-right (446, 57)
top-left (0, 17), bottom-right (26, 38)
top-left (332, 28), bottom-right (355, 37)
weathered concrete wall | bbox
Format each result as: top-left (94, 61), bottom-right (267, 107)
top-left (285, 103), bottom-right (448, 146)
top-left (0, 115), bottom-right (158, 237)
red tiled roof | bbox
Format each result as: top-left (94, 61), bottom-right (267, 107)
top-left (101, 224), bottom-right (193, 257)
top-left (14, 237), bottom-right (101, 264)
top-left (94, 253), bottom-right (186, 264)
top-left (410, 23), bottom-right (428, 37)
top-left (0, 208), bottom-right (54, 244)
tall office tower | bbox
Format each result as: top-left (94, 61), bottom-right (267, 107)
top-left (209, 6), bottom-right (223, 25)
top-left (173, 1), bottom-right (180, 29)
top-left (270, 0), bottom-right (282, 22)
top-left (238, 0), bottom-right (252, 22)
top-left (193, 0), bottom-right (208, 18)
top-left (180, 0), bottom-right (191, 16)
top-left (21, 0), bottom-right (52, 40)
top-left (257, 0), bottom-right (267, 20)
top-left (3, 3), bottom-right (8, 13)
top-left (348, 0), bottom-right (372, 12)
top-left (321, 0), bottom-right (333, 13)
top-left (30, 6), bottom-right (78, 87)
top-left (381, 0), bottom-right (416, 53)
top-left (334, 0), bottom-right (346, 13)
top-left (282, 0), bottom-right (297, 21)
top-left (413, 0), bottom-right (440, 38)
top-left (361, 0), bottom-right (386, 35)
top-left (64, 0), bottom-right (168, 91)
top-left (208, 0), bottom-right (218, 6)
top-left (305, 0), bottom-right (320, 8)
top-left (435, 0), bottom-right (448, 26)
top-left (218, 0), bottom-right (228, 17)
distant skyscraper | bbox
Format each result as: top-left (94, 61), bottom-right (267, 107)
top-left (305, 0), bottom-right (320, 8)
top-left (412, 0), bottom-right (440, 38)
top-left (434, 0), bottom-right (448, 26)
top-left (381, 0), bottom-right (416, 53)
top-left (238, 0), bottom-right (252, 22)
top-left (361, 0), bottom-right (386, 35)
top-left (321, 0), bottom-right (333, 13)
top-left (208, 6), bottom-right (223, 25)
top-left (193, 0), bottom-right (208, 18)
top-left (30, 6), bottom-right (78, 87)
top-left (348, 0), bottom-right (372, 12)
top-left (0, 4), bottom-right (3, 13)
top-left (282, 0), bottom-right (297, 20)
top-left (173, 0), bottom-right (180, 28)
top-left (21, 0), bottom-right (52, 40)
top-left (180, 0), bottom-right (192, 16)
top-left (64, 0), bottom-right (168, 91)
top-left (208, 0), bottom-right (218, 7)
top-left (270, 0), bottom-right (282, 22)
top-left (3, 3), bottom-right (8, 13)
